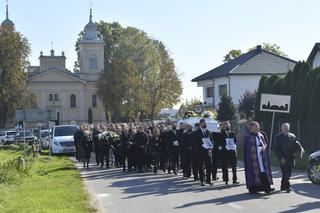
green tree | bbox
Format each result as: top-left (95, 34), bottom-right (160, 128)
top-left (90, 21), bottom-right (182, 122)
top-left (217, 94), bottom-right (235, 121)
top-left (177, 97), bottom-right (202, 117)
top-left (248, 43), bottom-right (287, 56)
top-left (254, 75), bottom-right (269, 122)
top-left (238, 90), bottom-right (256, 119)
top-left (223, 49), bottom-right (242, 62)
top-left (0, 25), bottom-right (35, 127)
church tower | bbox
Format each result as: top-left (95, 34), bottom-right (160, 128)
top-left (78, 7), bottom-right (104, 81)
top-left (1, 0), bottom-right (14, 27)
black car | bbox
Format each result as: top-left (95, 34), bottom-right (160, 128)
top-left (308, 150), bottom-right (320, 184)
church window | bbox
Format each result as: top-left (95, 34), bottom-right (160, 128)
top-left (70, 94), bottom-right (76, 108)
top-left (49, 93), bottom-right (59, 101)
top-left (92, 95), bottom-right (97, 108)
top-left (89, 54), bottom-right (98, 69)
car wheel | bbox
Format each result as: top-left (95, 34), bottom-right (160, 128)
top-left (308, 160), bottom-right (320, 184)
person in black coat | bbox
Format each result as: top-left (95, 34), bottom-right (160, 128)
top-left (180, 124), bottom-right (193, 178)
top-left (221, 121), bottom-right (239, 185)
top-left (194, 119), bottom-right (213, 186)
top-left (134, 126), bottom-right (148, 173)
top-left (92, 124), bottom-right (102, 165)
top-left (127, 128), bottom-right (136, 171)
top-left (159, 126), bottom-right (169, 173)
top-left (274, 123), bottom-right (304, 193)
top-left (74, 126), bottom-right (83, 161)
top-left (167, 125), bottom-right (180, 175)
top-left (191, 123), bottom-right (200, 181)
top-left (120, 126), bottom-right (130, 171)
top-left (79, 129), bottom-right (92, 169)
top-left (212, 125), bottom-right (225, 182)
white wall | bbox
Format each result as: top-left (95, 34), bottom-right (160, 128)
top-left (312, 51), bottom-right (320, 69)
top-left (229, 75), bottom-right (261, 107)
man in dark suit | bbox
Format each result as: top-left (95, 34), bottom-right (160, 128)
top-left (194, 119), bottom-right (213, 186)
top-left (134, 126), bottom-right (148, 173)
top-left (221, 121), bottom-right (239, 185)
top-left (274, 123), bottom-right (304, 193)
top-left (167, 125), bottom-right (180, 175)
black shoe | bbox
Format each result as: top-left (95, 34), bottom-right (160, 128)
top-left (206, 181), bottom-right (213, 185)
top-left (225, 181), bottom-right (229, 185)
top-left (194, 177), bottom-right (199, 182)
top-left (265, 188), bottom-right (275, 194)
top-left (173, 171), bottom-right (177, 175)
top-left (200, 182), bottom-right (205, 186)
top-left (233, 181), bottom-right (240, 185)
top-left (286, 188), bottom-right (293, 193)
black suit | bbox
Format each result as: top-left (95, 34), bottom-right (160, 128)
top-left (194, 128), bottom-right (212, 183)
top-left (167, 130), bottom-right (180, 174)
top-left (212, 132), bottom-right (225, 180)
top-left (222, 130), bottom-right (238, 182)
top-left (134, 132), bottom-right (148, 172)
top-left (180, 130), bottom-right (193, 178)
top-left (274, 132), bottom-right (303, 190)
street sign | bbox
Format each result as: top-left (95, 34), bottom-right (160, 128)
top-left (193, 103), bottom-right (203, 114)
top-left (260, 93), bottom-right (291, 113)
top-left (15, 109), bottom-right (58, 122)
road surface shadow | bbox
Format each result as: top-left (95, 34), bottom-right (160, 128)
top-left (292, 183), bottom-right (320, 199)
top-left (278, 201), bottom-right (320, 213)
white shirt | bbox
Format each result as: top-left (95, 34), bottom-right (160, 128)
top-left (255, 136), bottom-right (265, 172)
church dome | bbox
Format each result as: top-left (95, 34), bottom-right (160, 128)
top-left (83, 8), bottom-right (99, 40)
top-left (1, 4), bottom-right (14, 27)
top-left (1, 18), bottom-right (14, 26)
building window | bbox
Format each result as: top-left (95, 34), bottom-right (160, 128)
top-left (219, 84), bottom-right (228, 97)
top-left (89, 54), bottom-right (98, 69)
top-left (49, 93), bottom-right (59, 101)
top-left (92, 95), bottom-right (97, 108)
top-left (206, 87), bottom-right (213, 98)
top-left (70, 94), bottom-right (76, 108)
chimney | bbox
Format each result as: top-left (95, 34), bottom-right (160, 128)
top-left (257, 45), bottom-right (262, 51)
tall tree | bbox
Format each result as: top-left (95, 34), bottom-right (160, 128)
top-left (238, 90), bottom-right (256, 119)
top-left (177, 97), bottom-right (202, 117)
top-left (223, 49), bottom-right (242, 62)
top-left (0, 25), bottom-right (35, 127)
top-left (217, 94), bottom-right (235, 121)
top-left (91, 21), bottom-right (182, 122)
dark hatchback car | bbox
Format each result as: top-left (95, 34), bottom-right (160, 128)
top-left (308, 150), bottom-right (320, 184)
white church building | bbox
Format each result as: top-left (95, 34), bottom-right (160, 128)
top-left (27, 9), bottom-right (106, 124)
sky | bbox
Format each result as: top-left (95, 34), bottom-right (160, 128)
top-left (2, 0), bottom-right (320, 106)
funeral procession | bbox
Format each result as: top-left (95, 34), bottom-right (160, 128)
top-left (0, 0), bottom-right (320, 213)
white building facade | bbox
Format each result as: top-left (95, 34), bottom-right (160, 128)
top-left (192, 46), bottom-right (297, 108)
top-left (27, 9), bottom-right (106, 124)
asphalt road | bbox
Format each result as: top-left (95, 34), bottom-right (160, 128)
top-left (75, 160), bottom-right (319, 213)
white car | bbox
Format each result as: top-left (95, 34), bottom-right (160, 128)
top-left (0, 130), bottom-right (18, 144)
top-left (50, 125), bottom-right (78, 155)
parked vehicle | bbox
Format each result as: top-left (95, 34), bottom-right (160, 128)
top-left (15, 131), bottom-right (38, 144)
top-left (308, 150), bottom-right (320, 184)
top-left (39, 129), bottom-right (50, 149)
top-left (0, 130), bottom-right (18, 144)
top-left (50, 125), bottom-right (78, 155)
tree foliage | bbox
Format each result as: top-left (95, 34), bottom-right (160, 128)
top-left (177, 97), bottom-right (202, 117)
top-left (223, 49), bottom-right (242, 62)
top-left (238, 90), bottom-right (256, 119)
top-left (0, 25), bottom-right (35, 127)
top-left (223, 43), bottom-right (287, 62)
top-left (84, 21), bottom-right (182, 122)
top-left (217, 94), bottom-right (235, 121)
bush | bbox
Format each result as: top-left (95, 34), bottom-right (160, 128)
top-left (0, 157), bottom-right (31, 184)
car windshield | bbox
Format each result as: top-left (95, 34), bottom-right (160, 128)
top-left (54, 126), bottom-right (77, 137)
top-left (7, 131), bottom-right (17, 136)
top-left (41, 131), bottom-right (49, 138)
top-left (19, 132), bottom-right (33, 136)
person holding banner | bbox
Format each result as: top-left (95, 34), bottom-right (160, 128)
top-left (194, 119), bottom-right (213, 186)
top-left (244, 121), bottom-right (274, 194)
top-left (222, 121), bottom-right (239, 185)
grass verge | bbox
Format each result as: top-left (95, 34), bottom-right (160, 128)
top-left (0, 145), bottom-right (96, 213)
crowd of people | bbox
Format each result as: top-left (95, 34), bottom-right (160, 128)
top-left (74, 119), bottom-right (304, 194)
